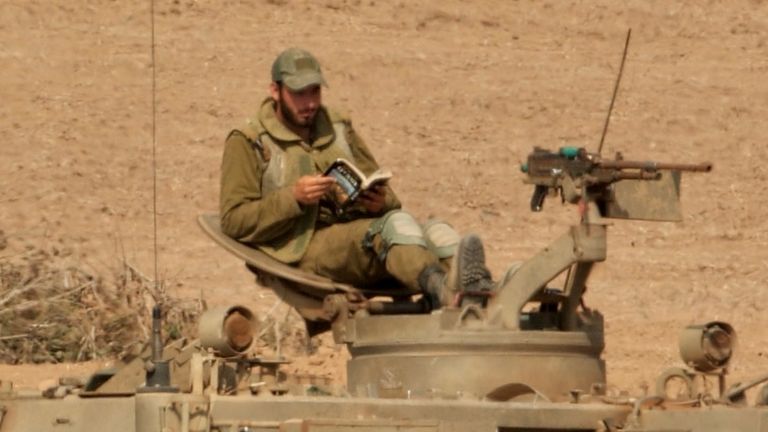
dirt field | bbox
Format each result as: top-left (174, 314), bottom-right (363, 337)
top-left (2, 0), bottom-right (767, 394)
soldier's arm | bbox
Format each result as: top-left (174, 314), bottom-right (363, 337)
top-left (219, 132), bottom-right (304, 243)
top-left (344, 121), bottom-right (402, 213)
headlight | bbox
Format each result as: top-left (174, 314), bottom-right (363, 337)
top-left (678, 321), bottom-right (736, 372)
top-left (199, 305), bottom-right (258, 357)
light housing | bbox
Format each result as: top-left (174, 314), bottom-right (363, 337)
top-left (679, 321), bottom-right (736, 372)
top-left (199, 305), bottom-right (258, 357)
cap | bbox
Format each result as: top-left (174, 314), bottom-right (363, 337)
top-left (271, 48), bottom-right (327, 91)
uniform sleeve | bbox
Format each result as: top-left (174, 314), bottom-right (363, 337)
top-left (344, 122), bottom-right (402, 213)
top-left (219, 132), bottom-right (304, 243)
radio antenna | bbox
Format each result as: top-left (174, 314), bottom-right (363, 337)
top-left (140, 0), bottom-right (177, 393)
top-left (597, 28), bottom-right (631, 155)
top-left (150, 0), bottom-right (161, 298)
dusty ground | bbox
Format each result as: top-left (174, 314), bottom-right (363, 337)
top-left (2, 0), bottom-right (768, 396)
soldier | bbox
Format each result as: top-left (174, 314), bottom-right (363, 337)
top-left (219, 47), bottom-right (492, 308)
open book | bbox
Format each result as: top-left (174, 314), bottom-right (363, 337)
top-left (323, 158), bottom-right (392, 212)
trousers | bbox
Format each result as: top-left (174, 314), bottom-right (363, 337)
top-left (296, 218), bottom-right (439, 293)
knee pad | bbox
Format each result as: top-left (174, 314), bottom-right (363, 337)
top-left (422, 219), bottom-right (460, 259)
top-left (363, 210), bottom-right (427, 261)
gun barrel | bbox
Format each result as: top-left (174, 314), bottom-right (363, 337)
top-left (598, 160), bottom-right (712, 172)
top-left (614, 171), bottom-right (662, 181)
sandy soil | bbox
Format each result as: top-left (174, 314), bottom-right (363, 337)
top-left (2, 0), bottom-right (768, 394)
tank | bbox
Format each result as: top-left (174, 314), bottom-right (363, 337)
top-left (2, 146), bottom-right (767, 432)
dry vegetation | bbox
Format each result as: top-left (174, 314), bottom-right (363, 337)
top-left (0, 229), bottom-right (311, 371)
top-left (0, 234), bottom-right (201, 363)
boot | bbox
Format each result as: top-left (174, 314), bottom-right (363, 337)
top-left (418, 263), bottom-right (447, 311)
top-left (446, 234), bottom-right (494, 307)
top-left (419, 234), bottom-right (494, 309)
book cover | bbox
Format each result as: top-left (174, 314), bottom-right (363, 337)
top-left (323, 158), bottom-right (392, 213)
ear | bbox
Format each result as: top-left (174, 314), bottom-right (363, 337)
top-left (269, 82), bottom-right (280, 101)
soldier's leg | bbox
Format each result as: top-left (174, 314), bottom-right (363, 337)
top-left (298, 213), bottom-right (440, 293)
top-left (378, 214), bottom-right (494, 307)
top-left (298, 211), bottom-right (492, 306)
top-left (381, 244), bottom-right (439, 292)
top-left (422, 219), bottom-right (461, 270)
top-left (363, 210), bottom-right (443, 292)
top-left (297, 219), bottom-right (389, 287)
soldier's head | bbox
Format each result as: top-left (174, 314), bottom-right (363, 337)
top-left (269, 48), bottom-right (326, 129)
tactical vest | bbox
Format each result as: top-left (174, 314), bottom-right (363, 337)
top-left (237, 113), bottom-right (354, 263)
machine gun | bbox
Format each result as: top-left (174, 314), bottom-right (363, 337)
top-left (488, 145), bottom-right (714, 333)
top-left (521, 146), bottom-right (712, 220)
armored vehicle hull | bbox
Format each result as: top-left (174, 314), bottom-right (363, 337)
top-left (3, 149), bottom-right (760, 432)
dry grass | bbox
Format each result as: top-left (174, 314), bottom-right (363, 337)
top-left (0, 240), bottom-right (201, 364)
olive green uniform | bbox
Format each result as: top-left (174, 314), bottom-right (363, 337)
top-left (220, 98), bottom-right (446, 292)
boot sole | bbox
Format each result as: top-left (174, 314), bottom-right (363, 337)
top-left (456, 234), bottom-right (492, 292)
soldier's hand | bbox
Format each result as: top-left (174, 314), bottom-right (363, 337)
top-left (292, 175), bottom-right (336, 205)
top-left (359, 185), bottom-right (387, 214)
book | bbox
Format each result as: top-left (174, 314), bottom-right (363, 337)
top-left (323, 158), bottom-right (392, 212)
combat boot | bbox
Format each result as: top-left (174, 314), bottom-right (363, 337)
top-left (418, 234), bottom-right (494, 309)
top-left (417, 263), bottom-right (447, 311)
top-left (446, 234), bottom-right (494, 307)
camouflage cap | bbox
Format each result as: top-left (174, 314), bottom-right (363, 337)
top-left (271, 48), bottom-right (327, 91)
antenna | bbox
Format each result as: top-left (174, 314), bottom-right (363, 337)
top-left (138, 0), bottom-right (176, 393)
top-left (597, 28), bottom-right (632, 155)
top-left (150, 0), bottom-right (160, 297)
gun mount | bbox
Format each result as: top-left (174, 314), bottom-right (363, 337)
top-left (489, 146), bottom-right (713, 332)
top-left (523, 146), bottom-right (712, 215)
top-left (4, 148), bottom-right (768, 432)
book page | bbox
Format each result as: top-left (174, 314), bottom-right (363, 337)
top-left (361, 169), bottom-right (392, 190)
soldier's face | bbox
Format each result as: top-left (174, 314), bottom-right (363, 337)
top-left (272, 83), bottom-right (321, 129)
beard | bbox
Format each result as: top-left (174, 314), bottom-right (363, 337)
top-left (277, 97), bottom-right (316, 129)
